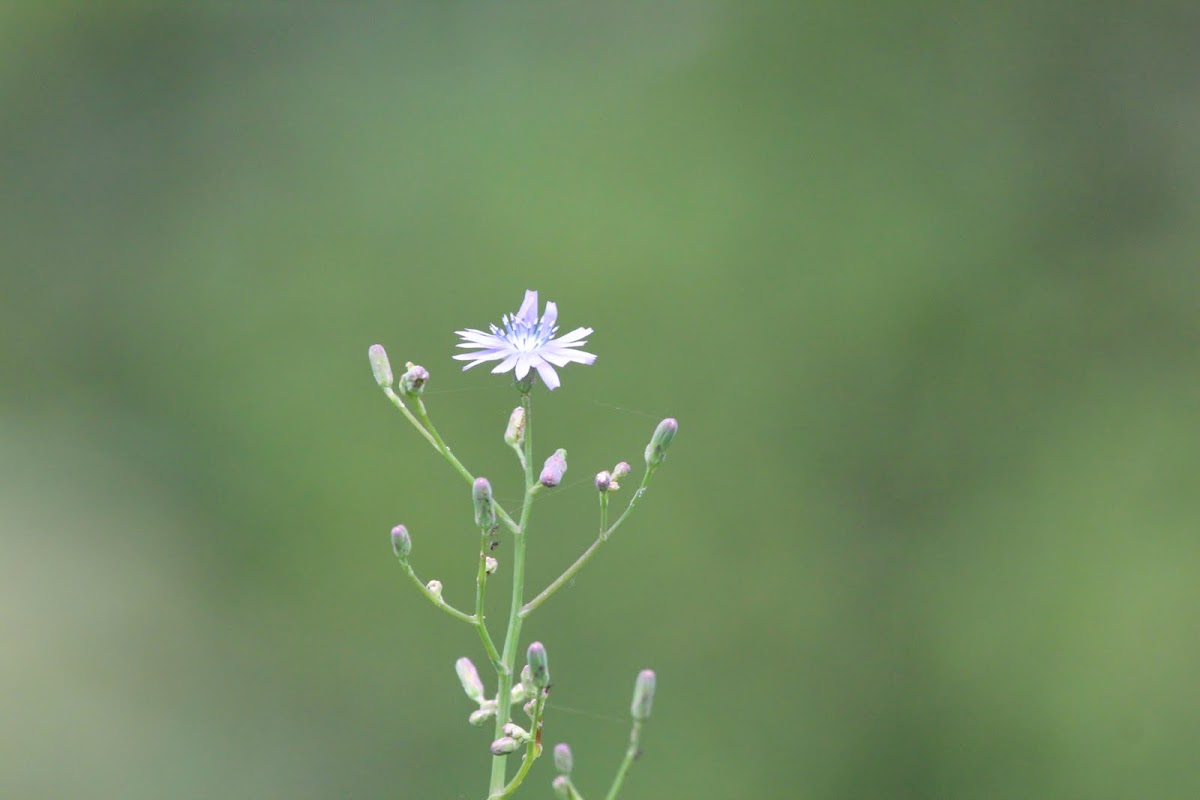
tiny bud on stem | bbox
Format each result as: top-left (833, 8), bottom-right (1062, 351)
top-left (490, 736), bottom-right (520, 755)
top-left (526, 641), bottom-right (551, 689)
top-left (504, 406), bottom-right (526, 448)
top-left (553, 742), bottom-right (573, 774)
top-left (631, 669), bottom-right (656, 721)
top-left (472, 477), bottom-right (496, 530)
top-left (644, 418), bottom-right (678, 469)
top-left (390, 525), bottom-right (411, 559)
top-left (400, 362), bottom-right (429, 396)
top-left (539, 449), bottom-right (568, 487)
top-left (368, 344), bottom-right (393, 388)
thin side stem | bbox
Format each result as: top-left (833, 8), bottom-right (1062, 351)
top-left (385, 388), bottom-right (520, 535)
top-left (519, 471), bottom-right (653, 619)
top-left (399, 562), bottom-right (475, 625)
top-left (603, 719), bottom-right (644, 800)
top-left (474, 531), bottom-right (504, 673)
top-left (490, 391), bottom-right (535, 795)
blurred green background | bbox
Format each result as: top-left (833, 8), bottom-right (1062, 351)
top-left (3, 2), bottom-right (1199, 798)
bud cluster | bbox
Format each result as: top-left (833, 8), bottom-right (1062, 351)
top-left (595, 460), bottom-right (633, 494)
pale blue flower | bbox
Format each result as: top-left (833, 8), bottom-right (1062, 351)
top-left (454, 290), bottom-right (596, 390)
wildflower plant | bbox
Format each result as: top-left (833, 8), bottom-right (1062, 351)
top-left (369, 290), bottom-right (677, 799)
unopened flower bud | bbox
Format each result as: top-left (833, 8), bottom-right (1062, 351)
top-left (526, 641), bottom-right (551, 689)
top-left (631, 669), bottom-right (656, 721)
top-left (594, 470), bottom-right (611, 493)
top-left (523, 698), bottom-right (536, 717)
top-left (485, 556), bottom-right (498, 575)
top-left (390, 524), bottom-right (411, 559)
top-left (400, 362), bottom-right (429, 396)
top-left (368, 344), bottom-right (393, 388)
top-left (539, 449), bottom-right (568, 488)
top-left (490, 736), bottom-right (520, 755)
top-left (552, 775), bottom-right (572, 800)
top-left (644, 418), bottom-right (677, 469)
top-left (504, 406), bottom-right (526, 447)
top-left (502, 722), bottom-right (530, 742)
top-left (455, 657), bottom-right (485, 704)
top-left (472, 477), bottom-right (496, 529)
top-left (469, 701), bottom-right (497, 726)
top-left (611, 461), bottom-right (631, 490)
top-left (426, 579), bottom-right (443, 600)
top-left (553, 743), bottom-right (573, 774)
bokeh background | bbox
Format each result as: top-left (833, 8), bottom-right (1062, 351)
top-left (3, 2), bottom-right (1199, 798)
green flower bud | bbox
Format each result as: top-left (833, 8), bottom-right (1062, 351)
top-left (504, 406), bottom-right (526, 447)
top-left (553, 743), bottom-right (573, 774)
top-left (469, 701), bottom-right (497, 726)
top-left (472, 477), bottom-right (496, 529)
top-left (631, 669), bottom-right (656, 721)
top-left (644, 418), bottom-right (677, 469)
top-left (510, 664), bottom-right (534, 704)
top-left (539, 449), bottom-right (568, 488)
top-left (594, 470), bottom-right (611, 493)
top-left (455, 657), bottom-right (486, 704)
top-left (552, 776), bottom-right (572, 800)
top-left (400, 362), bottom-right (429, 396)
top-left (390, 524), bottom-right (411, 559)
top-left (526, 641), bottom-right (551, 689)
top-left (490, 736), bottom-right (520, 755)
top-left (502, 722), bottom-right (531, 742)
top-left (368, 344), bottom-right (393, 388)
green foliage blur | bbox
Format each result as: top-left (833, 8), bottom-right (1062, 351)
top-left (3, 3), bottom-right (1199, 798)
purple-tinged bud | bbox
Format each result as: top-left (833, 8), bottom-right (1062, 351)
top-left (490, 736), bottom-right (520, 755)
top-left (552, 776), bottom-right (572, 800)
top-left (504, 407), bottom-right (526, 448)
top-left (390, 525), bottom-right (411, 559)
top-left (539, 449), bottom-right (568, 488)
top-left (553, 743), bottom-right (573, 774)
top-left (610, 461), bottom-right (631, 490)
top-left (399, 362), bottom-right (429, 396)
top-left (631, 669), bottom-right (656, 721)
top-left (455, 657), bottom-right (486, 704)
top-left (594, 471), bottom-right (612, 493)
top-left (526, 641), bottom-right (551, 688)
top-left (472, 477), bottom-right (496, 529)
top-left (644, 418), bottom-right (678, 469)
top-left (485, 556), bottom-right (498, 575)
top-left (368, 344), bottom-right (393, 388)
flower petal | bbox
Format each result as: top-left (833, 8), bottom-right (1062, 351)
top-left (542, 344), bottom-right (597, 365)
top-left (490, 353), bottom-right (520, 374)
top-left (539, 301), bottom-right (558, 334)
top-left (515, 290), bottom-right (539, 327)
top-left (551, 327), bottom-right (593, 345)
top-left (535, 361), bottom-right (560, 390)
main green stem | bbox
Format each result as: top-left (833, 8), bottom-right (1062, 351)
top-left (490, 391), bottom-right (535, 795)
